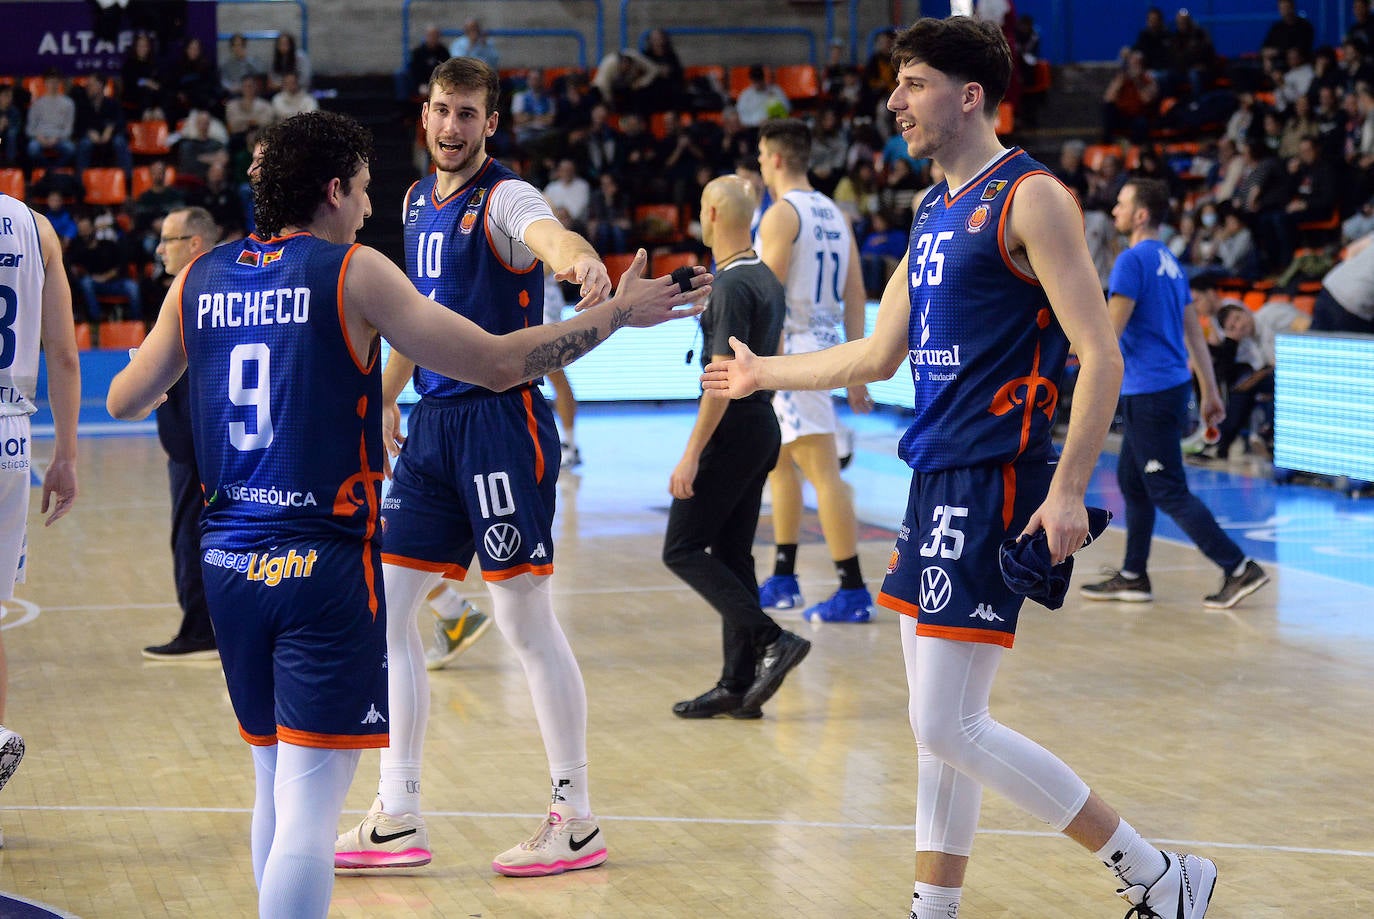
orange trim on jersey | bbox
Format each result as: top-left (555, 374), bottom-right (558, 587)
top-left (1002, 462), bottom-right (1017, 530)
top-left (997, 170), bottom-right (1056, 285)
top-left (878, 591), bottom-right (920, 617)
top-left (175, 249), bottom-right (213, 356)
top-left (521, 387), bottom-right (547, 481)
top-left (430, 157), bottom-right (496, 211)
top-left (944, 148), bottom-right (1025, 208)
top-left (400, 179), bottom-right (422, 224)
top-left (485, 562), bottom-right (554, 581)
top-left (249, 231), bottom-right (312, 244)
top-left (277, 726), bottom-right (389, 750)
top-left (917, 623), bottom-right (1015, 648)
top-left (239, 725), bottom-right (277, 746)
top-left (381, 553), bottom-right (467, 579)
top-left (484, 177), bottom-right (542, 274)
top-left (337, 243), bottom-right (370, 372)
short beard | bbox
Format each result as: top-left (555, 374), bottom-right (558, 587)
top-left (431, 140), bottom-right (483, 176)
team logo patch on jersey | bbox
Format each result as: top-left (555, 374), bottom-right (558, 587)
top-left (966, 204), bottom-right (991, 234)
top-left (470, 187), bottom-right (487, 208)
top-left (980, 179), bottom-right (1008, 201)
top-left (236, 249), bottom-right (261, 267)
top-left (460, 210), bottom-right (479, 234)
top-left (920, 566), bottom-right (953, 613)
top-left (887, 548), bottom-right (901, 575)
top-left (262, 249), bottom-right (283, 265)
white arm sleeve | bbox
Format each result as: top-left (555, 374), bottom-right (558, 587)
top-left (486, 179), bottom-right (557, 271)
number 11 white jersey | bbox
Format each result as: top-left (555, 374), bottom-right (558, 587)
top-left (0, 195), bottom-right (45, 417)
top-left (777, 189), bottom-right (852, 350)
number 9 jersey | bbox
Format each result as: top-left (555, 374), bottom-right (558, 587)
top-left (180, 232), bottom-right (385, 548)
top-left (900, 148), bottom-right (1070, 472)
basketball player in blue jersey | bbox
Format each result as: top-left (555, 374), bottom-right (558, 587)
top-left (0, 192), bottom-right (81, 836)
top-left (754, 118), bottom-right (875, 624)
top-left (704, 18), bottom-right (1215, 919)
top-left (1081, 177), bottom-right (1268, 610)
top-left (333, 56), bottom-right (632, 878)
top-left (107, 111), bottom-right (707, 919)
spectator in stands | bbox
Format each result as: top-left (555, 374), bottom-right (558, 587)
top-left (734, 66), bottom-right (790, 128)
top-left (822, 40), bottom-right (852, 99)
top-left (1278, 93), bottom-right (1320, 157)
top-left (617, 111), bottom-right (660, 202)
top-left (585, 171), bottom-right (633, 254)
top-left (190, 159), bottom-right (243, 238)
top-left (659, 111), bottom-right (707, 207)
top-left (1284, 134), bottom-right (1339, 224)
top-left (1103, 50), bottom-right (1159, 143)
top-left (641, 29), bottom-right (686, 113)
top-left (580, 103), bottom-right (624, 179)
top-left (1310, 230), bottom-right (1374, 331)
top-left (1313, 84), bottom-right (1346, 157)
top-left (169, 109), bottom-right (229, 183)
top-left (40, 190), bottom-right (78, 245)
top-left (447, 18), bottom-right (498, 72)
top-left (26, 71), bottom-right (77, 168)
top-left (1275, 47), bottom-right (1316, 110)
top-left (1205, 136), bottom-right (1246, 203)
top-left (1262, 0), bottom-right (1316, 69)
top-left (553, 70), bottom-right (600, 152)
top-left (68, 212), bottom-right (141, 322)
top-left (132, 160), bottom-right (186, 232)
top-left (708, 106), bottom-right (756, 174)
top-left (1053, 139), bottom-right (1091, 200)
top-left (1339, 39), bottom-right (1374, 94)
top-left (1086, 152), bottom-right (1128, 212)
top-left (73, 73), bottom-right (132, 176)
top-left (858, 209), bottom-right (906, 297)
top-left (168, 36), bottom-right (222, 121)
top-left (1214, 205), bottom-right (1259, 279)
top-left (121, 32), bottom-right (165, 120)
top-left (1225, 90), bottom-right (1263, 146)
top-left (592, 48), bottom-right (663, 116)
top-left (1132, 7), bottom-right (1174, 86)
top-left (1350, 0), bottom-right (1374, 51)
top-left (1171, 9), bottom-right (1216, 98)
top-left (830, 66), bottom-right (870, 122)
top-left (220, 33), bottom-right (264, 98)
top-left (832, 160), bottom-right (880, 235)
top-left (225, 75), bottom-right (274, 149)
top-left (270, 72), bottom-right (317, 122)
top-left (544, 158), bottom-right (591, 229)
top-left (1240, 141), bottom-right (1292, 271)
top-left (808, 106), bottom-right (848, 196)
top-left (1343, 196), bottom-right (1374, 241)
top-left (1134, 145), bottom-right (1185, 203)
top-left (1202, 299), bottom-right (1309, 460)
top-left (863, 29), bottom-right (898, 101)
top-left (512, 68), bottom-right (559, 160)
top-left (0, 85), bottom-right (20, 166)
top-left (877, 156), bottom-right (921, 215)
top-left (405, 26), bottom-right (449, 99)
top-left (267, 32), bottom-right (311, 93)
top-left (1309, 45), bottom-right (1344, 99)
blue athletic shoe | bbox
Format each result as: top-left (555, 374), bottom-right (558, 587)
top-left (758, 574), bottom-right (803, 610)
top-left (804, 587), bottom-right (874, 623)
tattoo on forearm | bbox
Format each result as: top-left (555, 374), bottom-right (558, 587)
top-left (523, 327), bottom-right (602, 377)
top-left (609, 305), bottom-right (632, 331)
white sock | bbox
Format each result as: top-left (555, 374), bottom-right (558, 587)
top-left (1230, 558), bottom-right (1251, 578)
top-left (911, 882), bottom-right (961, 918)
top-left (429, 584), bottom-right (468, 620)
top-left (376, 564), bottom-right (441, 816)
top-left (378, 764), bottom-right (421, 817)
top-left (549, 765), bottom-right (591, 819)
top-left (1119, 570), bottom-right (1141, 580)
top-left (1094, 818), bottom-right (1167, 888)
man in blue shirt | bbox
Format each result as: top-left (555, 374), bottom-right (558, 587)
top-left (1081, 177), bottom-right (1268, 609)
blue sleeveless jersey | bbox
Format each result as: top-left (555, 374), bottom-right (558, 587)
top-left (899, 148), bottom-right (1070, 472)
top-left (180, 233), bottom-right (384, 547)
top-left (402, 158), bottom-right (543, 398)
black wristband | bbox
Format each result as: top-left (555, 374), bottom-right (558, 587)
top-left (671, 266), bottom-right (695, 294)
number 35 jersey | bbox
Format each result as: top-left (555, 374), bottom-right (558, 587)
top-left (900, 148), bottom-right (1071, 472)
top-left (180, 233), bottom-right (384, 547)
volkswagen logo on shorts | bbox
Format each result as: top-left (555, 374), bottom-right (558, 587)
top-left (920, 566), bottom-right (952, 613)
top-left (483, 523), bottom-right (522, 561)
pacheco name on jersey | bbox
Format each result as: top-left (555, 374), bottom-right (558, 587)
top-left (194, 287), bottom-right (311, 329)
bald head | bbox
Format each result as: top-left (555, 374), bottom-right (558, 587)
top-left (701, 175), bottom-right (757, 247)
top-left (158, 206), bottom-right (217, 275)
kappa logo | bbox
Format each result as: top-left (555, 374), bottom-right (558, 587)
top-left (484, 523), bottom-right (522, 561)
top-left (920, 566), bottom-right (953, 613)
top-left (970, 602), bottom-right (1004, 622)
top-left (966, 203), bottom-right (990, 234)
top-left (360, 704), bottom-right (387, 725)
top-left (1143, 459), bottom-right (1165, 474)
top-left (412, 194), bottom-right (425, 207)
top-left (1156, 248), bottom-right (1183, 280)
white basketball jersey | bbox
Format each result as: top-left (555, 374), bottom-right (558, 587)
top-left (778, 188), bottom-right (852, 348)
top-left (0, 195), bottom-right (45, 417)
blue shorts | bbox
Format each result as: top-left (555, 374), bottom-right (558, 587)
top-left (201, 536), bottom-right (389, 748)
top-left (878, 458), bottom-right (1057, 648)
top-left (381, 388), bottom-right (558, 581)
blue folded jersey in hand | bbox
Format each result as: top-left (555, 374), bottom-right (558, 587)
top-left (998, 507), bottom-right (1113, 610)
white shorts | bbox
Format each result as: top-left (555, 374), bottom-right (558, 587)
top-left (0, 414), bottom-right (32, 601)
top-left (543, 269), bottom-right (567, 326)
top-left (772, 389), bottom-right (839, 445)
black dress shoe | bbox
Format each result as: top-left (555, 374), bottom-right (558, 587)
top-left (741, 630), bottom-right (811, 711)
top-left (672, 685), bottom-right (762, 719)
top-left (142, 637), bottom-right (219, 661)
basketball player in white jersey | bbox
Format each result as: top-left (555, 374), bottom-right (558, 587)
top-left (754, 118), bottom-right (875, 623)
top-left (0, 191), bottom-right (82, 818)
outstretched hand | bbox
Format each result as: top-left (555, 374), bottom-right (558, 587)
top-left (700, 336), bottom-right (762, 400)
top-left (610, 248), bottom-right (711, 328)
top-left (559, 256), bottom-right (613, 311)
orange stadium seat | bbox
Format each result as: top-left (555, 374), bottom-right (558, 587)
top-left (728, 66), bottom-right (757, 98)
top-left (0, 168), bottom-right (23, 199)
top-left (995, 101), bottom-right (1015, 135)
top-left (82, 167), bottom-right (127, 206)
top-left (72, 323), bottom-right (93, 350)
top-left (602, 252), bottom-right (639, 287)
top-left (652, 250), bottom-right (698, 276)
top-left (1082, 143), bottom-right (1121, 172)
top-left (774, 64), bottom-right (820, 100)
top-left (685, 64), bottom-right (725, 86)
top-left (634, 204), bottom-right (683, 245)
top-left (98, 320), bottom-right (145, 350)
top-left (127, 120), bottom-right (171, 157)
top-left (131, 165), bottom-right (176, 198)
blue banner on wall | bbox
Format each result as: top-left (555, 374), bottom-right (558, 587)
top-left (6, 1), bottom-right (217, 76)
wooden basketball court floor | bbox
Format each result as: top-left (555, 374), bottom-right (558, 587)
top-left (4, 404), bottom-right (1373, 918)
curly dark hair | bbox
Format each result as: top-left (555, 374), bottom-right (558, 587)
top-left (252, 111), bottom-right (374, 237)
top-left (891, 17), bottom-right (1012, 114)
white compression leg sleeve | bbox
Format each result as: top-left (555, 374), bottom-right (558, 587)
top-left (488, 573), bottom-right (590, 814)
top-left (250, 744), bottom-right (277, 889)
top-left (376, 564), bottom-right (442, 814)
top-left (257, 743), bottom-right (361, 919)
top-left (901, 624), bottom-right (1091, 855)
